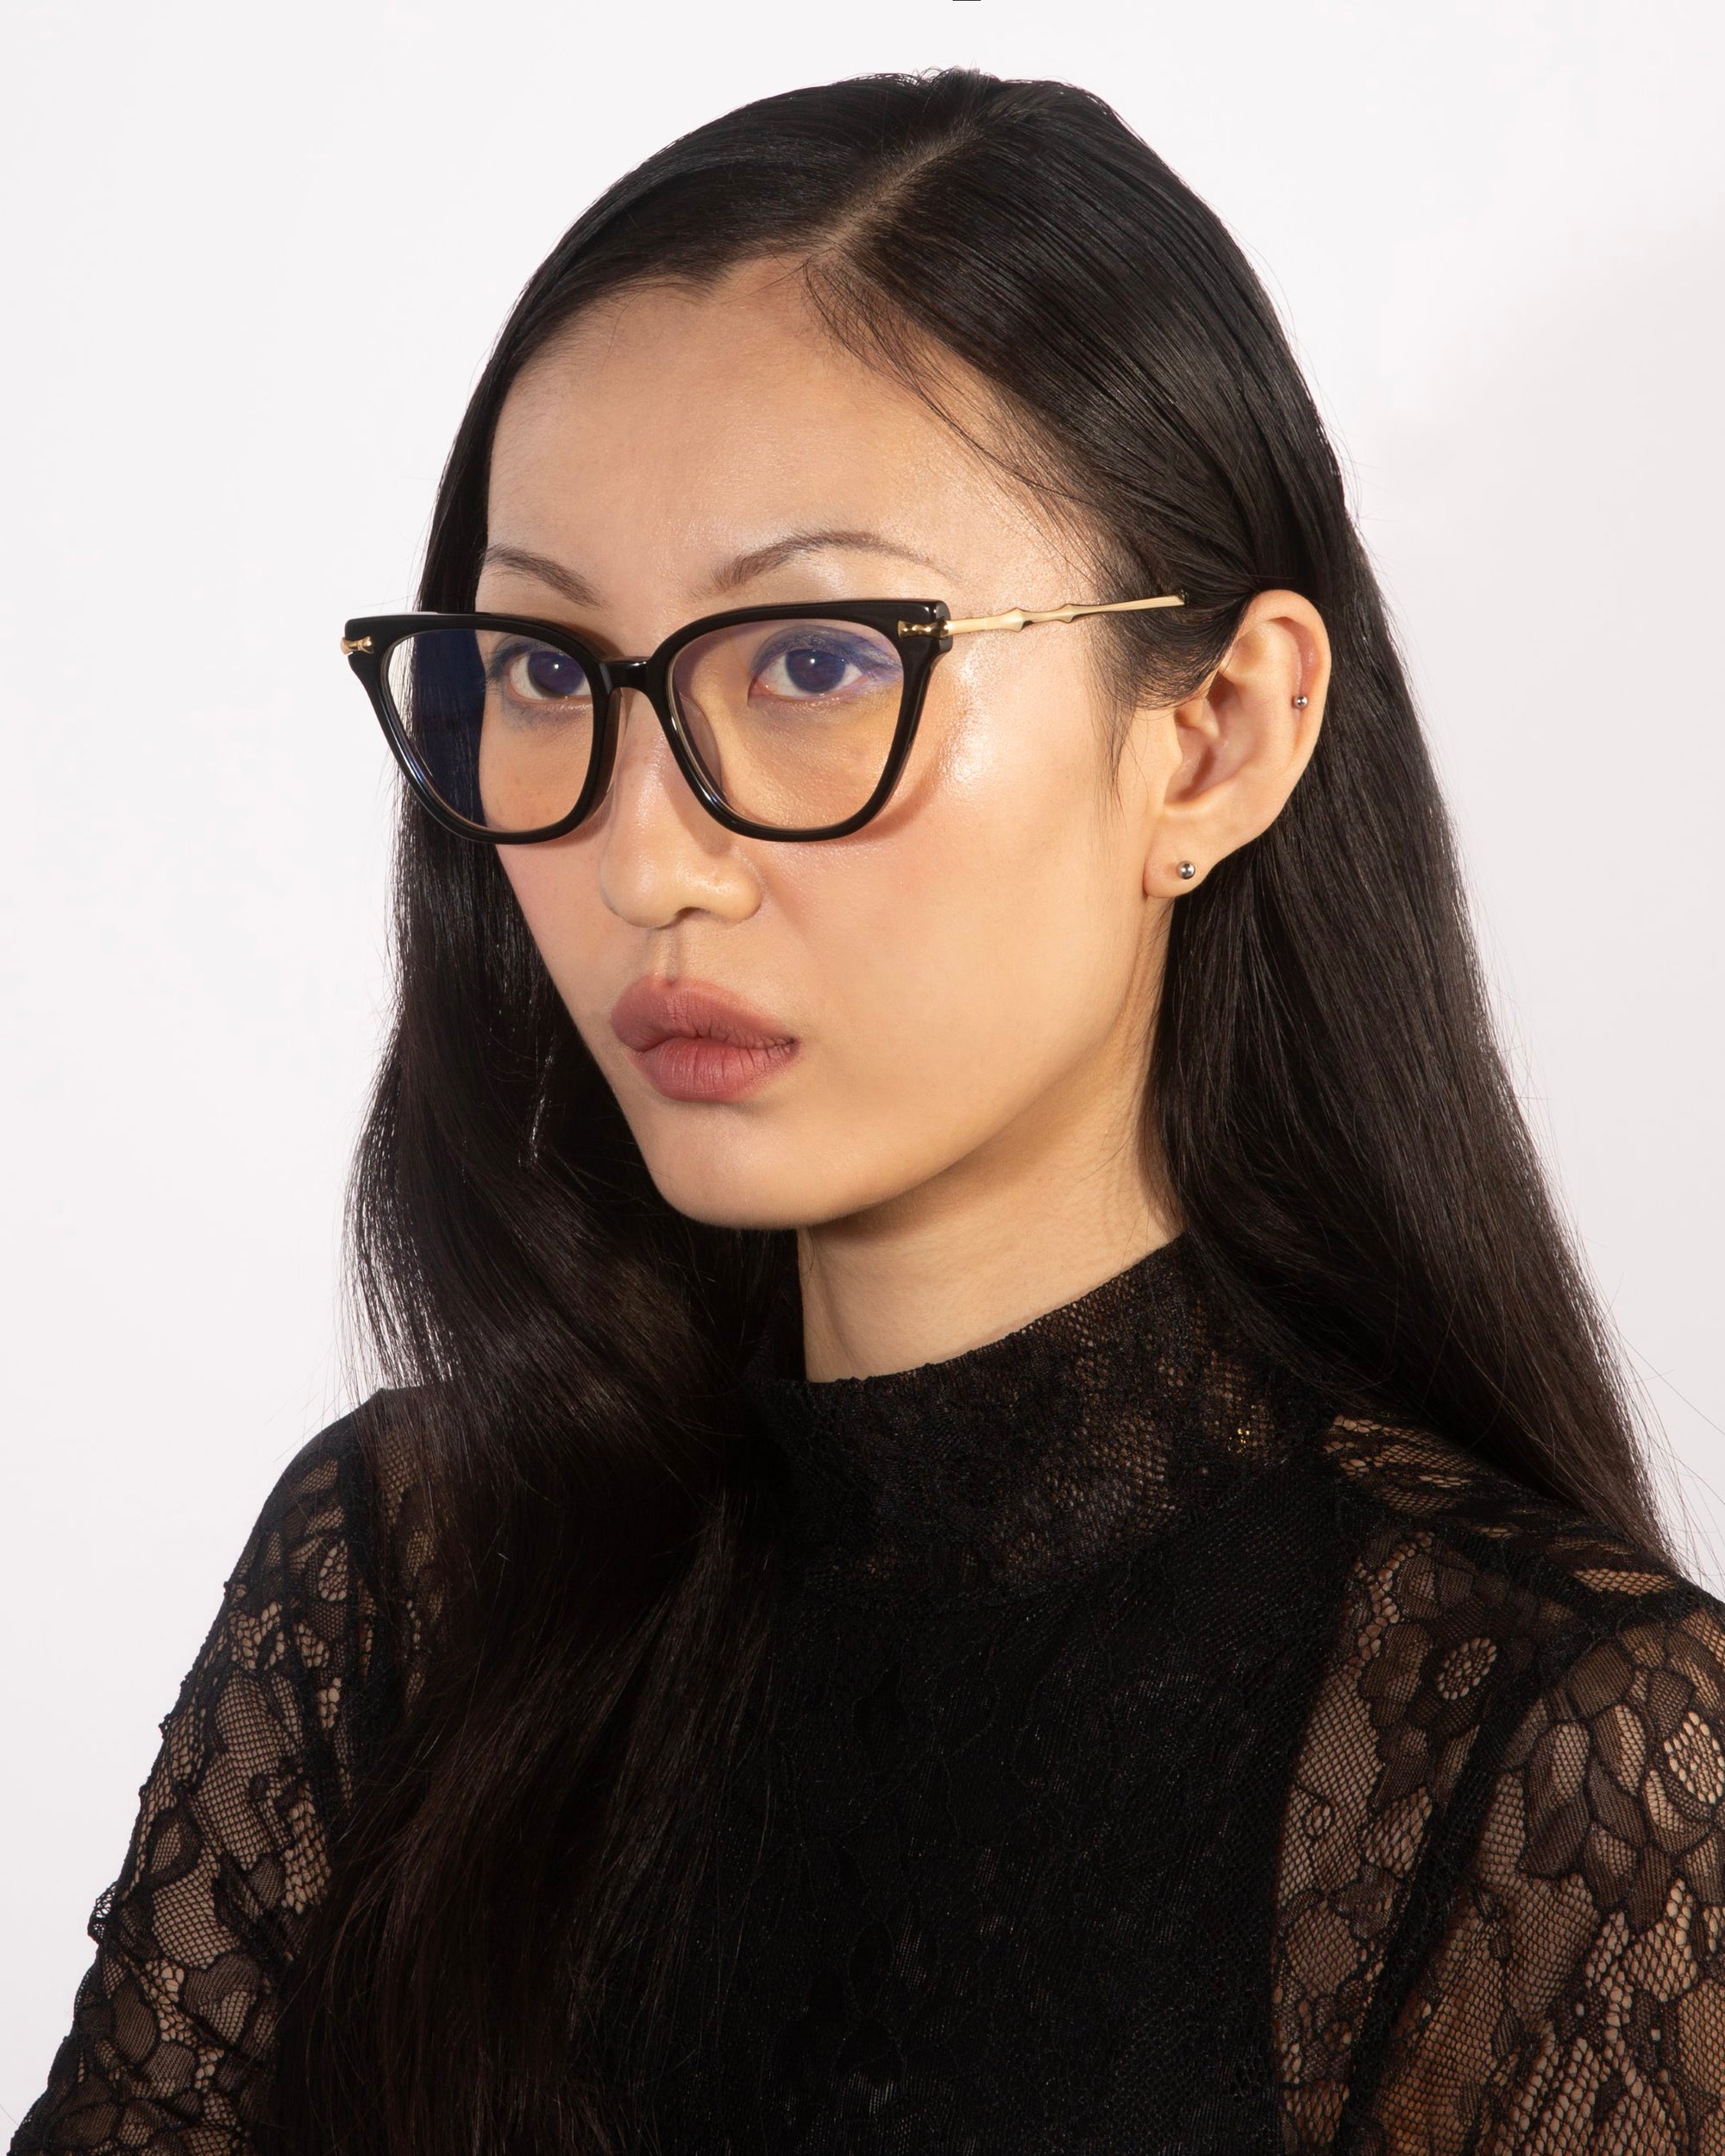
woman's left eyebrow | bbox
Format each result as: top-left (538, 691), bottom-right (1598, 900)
top-left (707, 528), bottom-right (952, 593)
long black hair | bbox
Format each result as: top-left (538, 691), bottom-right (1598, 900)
top-left (273, 67), bottom-right (1664, 2156)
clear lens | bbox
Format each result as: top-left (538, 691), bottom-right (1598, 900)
top-left (669, 617), bottom-right (906, 829)
top-left (381, 615), bottom-right (909, 837)
top-left (384, 628), bottom-right (598, 832)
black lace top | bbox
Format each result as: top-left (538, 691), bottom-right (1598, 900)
top-left (17, 1239), bottom-right (1725, 2153)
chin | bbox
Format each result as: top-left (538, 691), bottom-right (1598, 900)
top-left (631, 1128), bottom-right (898, 1234)
top-left (634, 1138), bottom-right (824, 1232)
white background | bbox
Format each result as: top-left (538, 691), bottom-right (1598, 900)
top-left (3, 0), bottom-right (1722, 2122)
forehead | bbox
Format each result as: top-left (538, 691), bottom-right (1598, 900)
top-left (486, 261), bottom-right (1065, 599)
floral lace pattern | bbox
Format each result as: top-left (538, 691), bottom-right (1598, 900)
top-left (1275, 1421), bottom-right (1725, 2155)
top-left (15, 1266), bottom-right (1725, 2154)
top-left (15, 1412), bottom-right (431, 2156)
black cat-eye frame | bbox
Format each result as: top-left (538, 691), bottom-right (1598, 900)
top-left (341, 592), bottom-right (1185, 844)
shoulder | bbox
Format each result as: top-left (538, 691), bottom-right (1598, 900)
top-left (1276, 1413), bottom-right (1725, 2150)
top-left (1319, 1412), bottom-right (1694, 1599)
top-left (208, 1389), bottom-right (441, 1733)
top-left (238, 1400), bottom-right (372, 1583)
top-left (1299, 1413), bottom-right (1720, 1832)
top-left (1304, 1411), bottom-right (1725, 1896)
top-left (1313, 1412), bottom-right (1714, 1691)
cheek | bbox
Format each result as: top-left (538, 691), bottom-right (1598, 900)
top-left (496, 840), bottom-right (615, 1020)
top-left (794, 664), bottom-right (1140, 1121)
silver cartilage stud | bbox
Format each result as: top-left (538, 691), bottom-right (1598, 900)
top-left (1293, 694), bottom-right (1309, 708)
top-left (1177, 862), bottom-right (1196, 881)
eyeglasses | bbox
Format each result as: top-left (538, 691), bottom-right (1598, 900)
top-left (340, 592), bottom-right (1185, 844)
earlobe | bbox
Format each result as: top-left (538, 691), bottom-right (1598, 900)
top-left (1141, 854), bottom-right (1203, 899)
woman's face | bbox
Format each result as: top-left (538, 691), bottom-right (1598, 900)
top-left (482, 261), bottom-right (1191, 1238)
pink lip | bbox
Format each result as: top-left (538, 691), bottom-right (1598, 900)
top-left (609, 976), bottom-right (800, 1104)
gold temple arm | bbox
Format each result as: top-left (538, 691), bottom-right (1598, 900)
top-left (900, 593), bottom-right (1184, 637)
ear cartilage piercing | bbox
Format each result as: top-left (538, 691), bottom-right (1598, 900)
top-left (1292, 694), bottom-right (1309, 709)
top-left (1177, 862), bottom-right (1197, 881)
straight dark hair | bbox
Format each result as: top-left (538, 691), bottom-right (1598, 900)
top-left (272, 66), bottom-right (1665, 2156)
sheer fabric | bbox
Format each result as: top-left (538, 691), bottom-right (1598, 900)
top-left (11, 1426), bottom-right (436, 2156)
top-left (16, 1241), bottom-right (1725, 2153)
top-left (1277, 1422), bottom-right (1725, 2155)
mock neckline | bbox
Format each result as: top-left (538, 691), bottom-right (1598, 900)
top-left (740, 1236), bottom-right (1326, 1601)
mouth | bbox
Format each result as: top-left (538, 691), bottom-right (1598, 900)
top-left (608, 976), bottom-right (801, 1104)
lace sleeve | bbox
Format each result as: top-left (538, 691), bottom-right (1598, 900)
top-left (1361, 1595), bottom-right (1725, 2155)
top-left (11, 1413), bottom-right (396, 2156)
top-left (1275, 1420), bottom-right (1725, 2156)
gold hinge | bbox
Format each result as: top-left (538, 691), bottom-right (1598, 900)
top-left (340, 635), bottom-right (373, 655)
top-left (897, 620), bottom-right (939, 636)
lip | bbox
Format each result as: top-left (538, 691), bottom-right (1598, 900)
top-left (609, 976), bottom-right (800, 1104)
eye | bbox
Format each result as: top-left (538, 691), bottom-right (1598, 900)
top-left (749, 630), bottom-right (895, 705)
top-left (489, 640), bottom-right (593, 706)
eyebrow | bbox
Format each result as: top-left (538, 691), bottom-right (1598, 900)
top-left (480, 545), bottom-right (601, 606)
top-left (480, 528), bottom-right (952, 611)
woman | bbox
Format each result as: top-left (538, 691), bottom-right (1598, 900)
top-left (17, 66), bottom-right (1725, 2156)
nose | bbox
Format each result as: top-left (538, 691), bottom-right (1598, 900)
top-left (594, 686), bottom-right (762, 930)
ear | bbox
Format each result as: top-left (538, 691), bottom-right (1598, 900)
top-left (1140, 590), bottom-right (1329, 898)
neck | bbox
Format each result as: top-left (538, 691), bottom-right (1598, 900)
top-left (796, 1074), bottom-right (1178, 1382)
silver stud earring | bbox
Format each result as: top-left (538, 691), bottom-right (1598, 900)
top-left (1177, 862), bottom-right (1196, 881)
top-left (1293, 694), bottom-right (1309, 709)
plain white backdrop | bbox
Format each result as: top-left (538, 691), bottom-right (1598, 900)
top-left (3, 0), bottom-right (1722, 2122)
